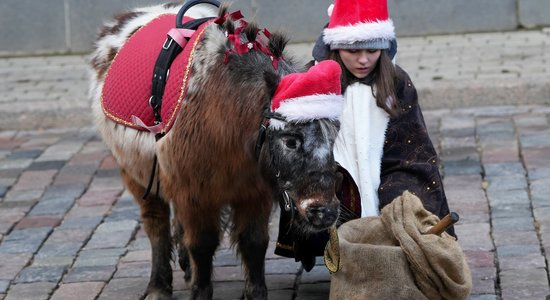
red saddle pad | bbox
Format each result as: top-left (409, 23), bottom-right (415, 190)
top-left (101, 14), bottom-right (210, 133)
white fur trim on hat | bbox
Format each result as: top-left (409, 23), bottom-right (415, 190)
top-left (323, 19), bottom-right (395, 47)
top-left (327, 4), bottom-right (334, 16)
top-left (269, 94), bottom-right (343, 130)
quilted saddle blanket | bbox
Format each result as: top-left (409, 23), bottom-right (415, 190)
top-left (101, 14), bottom-right (209, 133)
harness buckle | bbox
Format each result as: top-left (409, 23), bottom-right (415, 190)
top-left (162, 37), bottom-right (174, 50)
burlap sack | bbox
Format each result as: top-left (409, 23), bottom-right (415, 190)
top-left (327, 191), bottom-right (472, 300)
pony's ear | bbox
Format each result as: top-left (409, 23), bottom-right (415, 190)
top-left (263, 70), bottom-right (280, 98)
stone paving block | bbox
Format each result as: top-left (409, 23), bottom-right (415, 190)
top-left (65, 205), bottom-right (111, 219)
top-left (501, 286), bottom-right (550, 300)
top-left (265, 289), bottom-right (295, 300)
top-left (26, 160), bottom-right (66, 171)
top-left (442, 159), bottom-right (482, 176)
top-left (0, 159), bottom-right (33, 171)
top-left (28, 197), bottom-right (75, 216)
top-left (14, 266), bottom-right (66, 284)
top-left (492, 217), bottom-right (535, 232)
top-left (120, 250), bottom-right (150, 263)
top-left (522, 148), bottom-right (550, 168)
top-left (77, 190), bottom-right (120, 207)
top-left (104, 206), bottom-right (140, 222)
top-left (58, 216), bottom-right (103, 230)
top-left (35, 242), bottom-right (82, 259)
top-left (492, 230), bottom-right (540, 246)
top-left (455, 223), bottom-right (494, 251)
top-left (14, 215), bottom-right (62, 230)
top-left (470, 267), bottom-right (497, 295)
top-left (483, 162), bottom-right (525, 177)
top-left (0, 281), bottom-right (8, 294)
top-left (41, 183), bottom-right (86, 201)
top-left (479, 147), bottom-right (520, 163)
top-left (95, 220), bottom-right (138, 234)
top-left (32, 256), bottom-right (74, 268)
top-left (0, 253), bottom-right (33, 280)
top-left (265, 258), bottom-right (301, 275)
top-left (113, 261), bottom-right (150, 278)
top-left (499, 268), bottom-right (549, 288)
top-left (464, 250), bottom-right (495, 268)
top-left (490, 204), bottom-right (532, 219)
top-left (50, 281), bottom-right (105, 300)
top-left (3, 282), bottom-right (57, 300)
top-left (296, 282), bottom-right (330, 300)
top-left (74, 248), bottom-right (126, 268)
top-left (496, 244), bottom-right (541, 257)
top-left (85, 230), bottom-right (135, 250)
top-left (97, 277), bottom-right (148, 300)
top-left (441, 146), bottom-right (480, 161)
top-left (46, 228), bottom-right (92, 244)
top-left (63, 266), bottom-right (116, 283)
top-left (486, 189), bottom-right (530, 206)
top-left (0, 227), bottom-right (51, 254)
top-left (485, 175), bottom-right (527, 191)
top-left (265, 274), bottom-right (297, 290)
top-left (499, 253), bottom-right (547, 271)
top-left (3, 189), bottom-right (43, 203)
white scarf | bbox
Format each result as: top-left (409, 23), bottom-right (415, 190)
top-left (334, 82), bottom-right (389, 217)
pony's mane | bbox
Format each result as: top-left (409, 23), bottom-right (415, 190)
top-left (215, 3), bottom-right (296, 76)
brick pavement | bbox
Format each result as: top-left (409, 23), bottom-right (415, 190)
top-left (0, 105), bottom-right (549, 299)
top-left (1, 28), bottom-right (550, 300)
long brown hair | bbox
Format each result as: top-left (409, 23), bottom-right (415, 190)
top-left (328, 50), bottom-right (398, 118)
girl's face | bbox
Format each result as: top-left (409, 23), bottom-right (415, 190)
top-left (338, 49), bottom-right (381, 79)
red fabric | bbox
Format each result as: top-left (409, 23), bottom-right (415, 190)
top-left (328, 0), bottom-right (389, 28)
top-left (271, 60), bottom-right (341, 111)
top-left (101, 14), bottom-right (210, 133)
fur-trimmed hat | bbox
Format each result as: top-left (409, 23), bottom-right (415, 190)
top-left (270, 60), bottom-right (343, 129)
top-left (323, 0), bottom-right (395, 50)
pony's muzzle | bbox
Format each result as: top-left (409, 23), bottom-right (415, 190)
top-left (305, 199), bottom-right (339, 229)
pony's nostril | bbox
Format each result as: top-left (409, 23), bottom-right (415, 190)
top-left (306, 206), bottom-right (335, 227)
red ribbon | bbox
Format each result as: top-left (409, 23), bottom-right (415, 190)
top-left (218, 11), bottom-right (283, 69)
top-left (214, 10), bottom-right (244, 24)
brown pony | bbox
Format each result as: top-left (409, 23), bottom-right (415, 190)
top-left (89, 2), bottom-right (341, 299)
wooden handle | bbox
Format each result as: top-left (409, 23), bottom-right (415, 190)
top-left (426, 212), bottom-right (459, 235)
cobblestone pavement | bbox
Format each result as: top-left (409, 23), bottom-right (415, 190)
top-left (1, 28), bottom-right (550, 300)
top-left (1, 105), bottom-right (550, 299)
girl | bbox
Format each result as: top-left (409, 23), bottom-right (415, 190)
top-left (275, 0), bottom-right (455, 270)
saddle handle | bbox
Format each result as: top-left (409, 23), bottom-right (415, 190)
top-left (176, 0), bottom-right (221, 28)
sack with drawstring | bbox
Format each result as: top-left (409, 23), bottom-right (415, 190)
top-left (325, 191), bottom-right (472, 300)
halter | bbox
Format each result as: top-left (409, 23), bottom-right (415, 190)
top-left (254, 110), bottom-right (298, 224)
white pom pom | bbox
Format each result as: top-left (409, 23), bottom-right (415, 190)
top-left (327, 4), bottom-right (334, 17)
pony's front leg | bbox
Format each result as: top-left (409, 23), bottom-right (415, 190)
top-left (178, 202), bottom-right (221, 300)
top-left (121, 169), bottom-right (173, 300)
top-left (232, 201), bottom-right (271, 300)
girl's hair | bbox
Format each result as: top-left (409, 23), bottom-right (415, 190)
top-left (328, 50), bottom-right (398, 117)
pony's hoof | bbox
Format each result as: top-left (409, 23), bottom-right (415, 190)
top-left (145, 290), bottom-right (172, 300)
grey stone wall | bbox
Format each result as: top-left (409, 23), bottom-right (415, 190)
top-left (0, 0), bottom-right (548, 56)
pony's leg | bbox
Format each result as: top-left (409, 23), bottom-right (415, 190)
top-left (173, 219), bottom-right (191, 281)
top-left (177, 202), bottom-right (220, 300)
top-left (121, 169), bottom-right (172, 300)
top-left (232, 201), bottom-right (271, 300)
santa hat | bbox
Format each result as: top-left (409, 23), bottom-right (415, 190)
top-left (323, 0), bottom-right (395, 50)
top-left (270, 60), bottom-right (343, 129)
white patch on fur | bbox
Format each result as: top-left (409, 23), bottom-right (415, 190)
top-left (300, 198), bottom-right (317, 210)
top-left (323, 19), bottom-right (395, 46)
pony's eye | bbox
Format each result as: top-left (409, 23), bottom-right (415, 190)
top-left (283, 137), bottom-right (300, 150)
